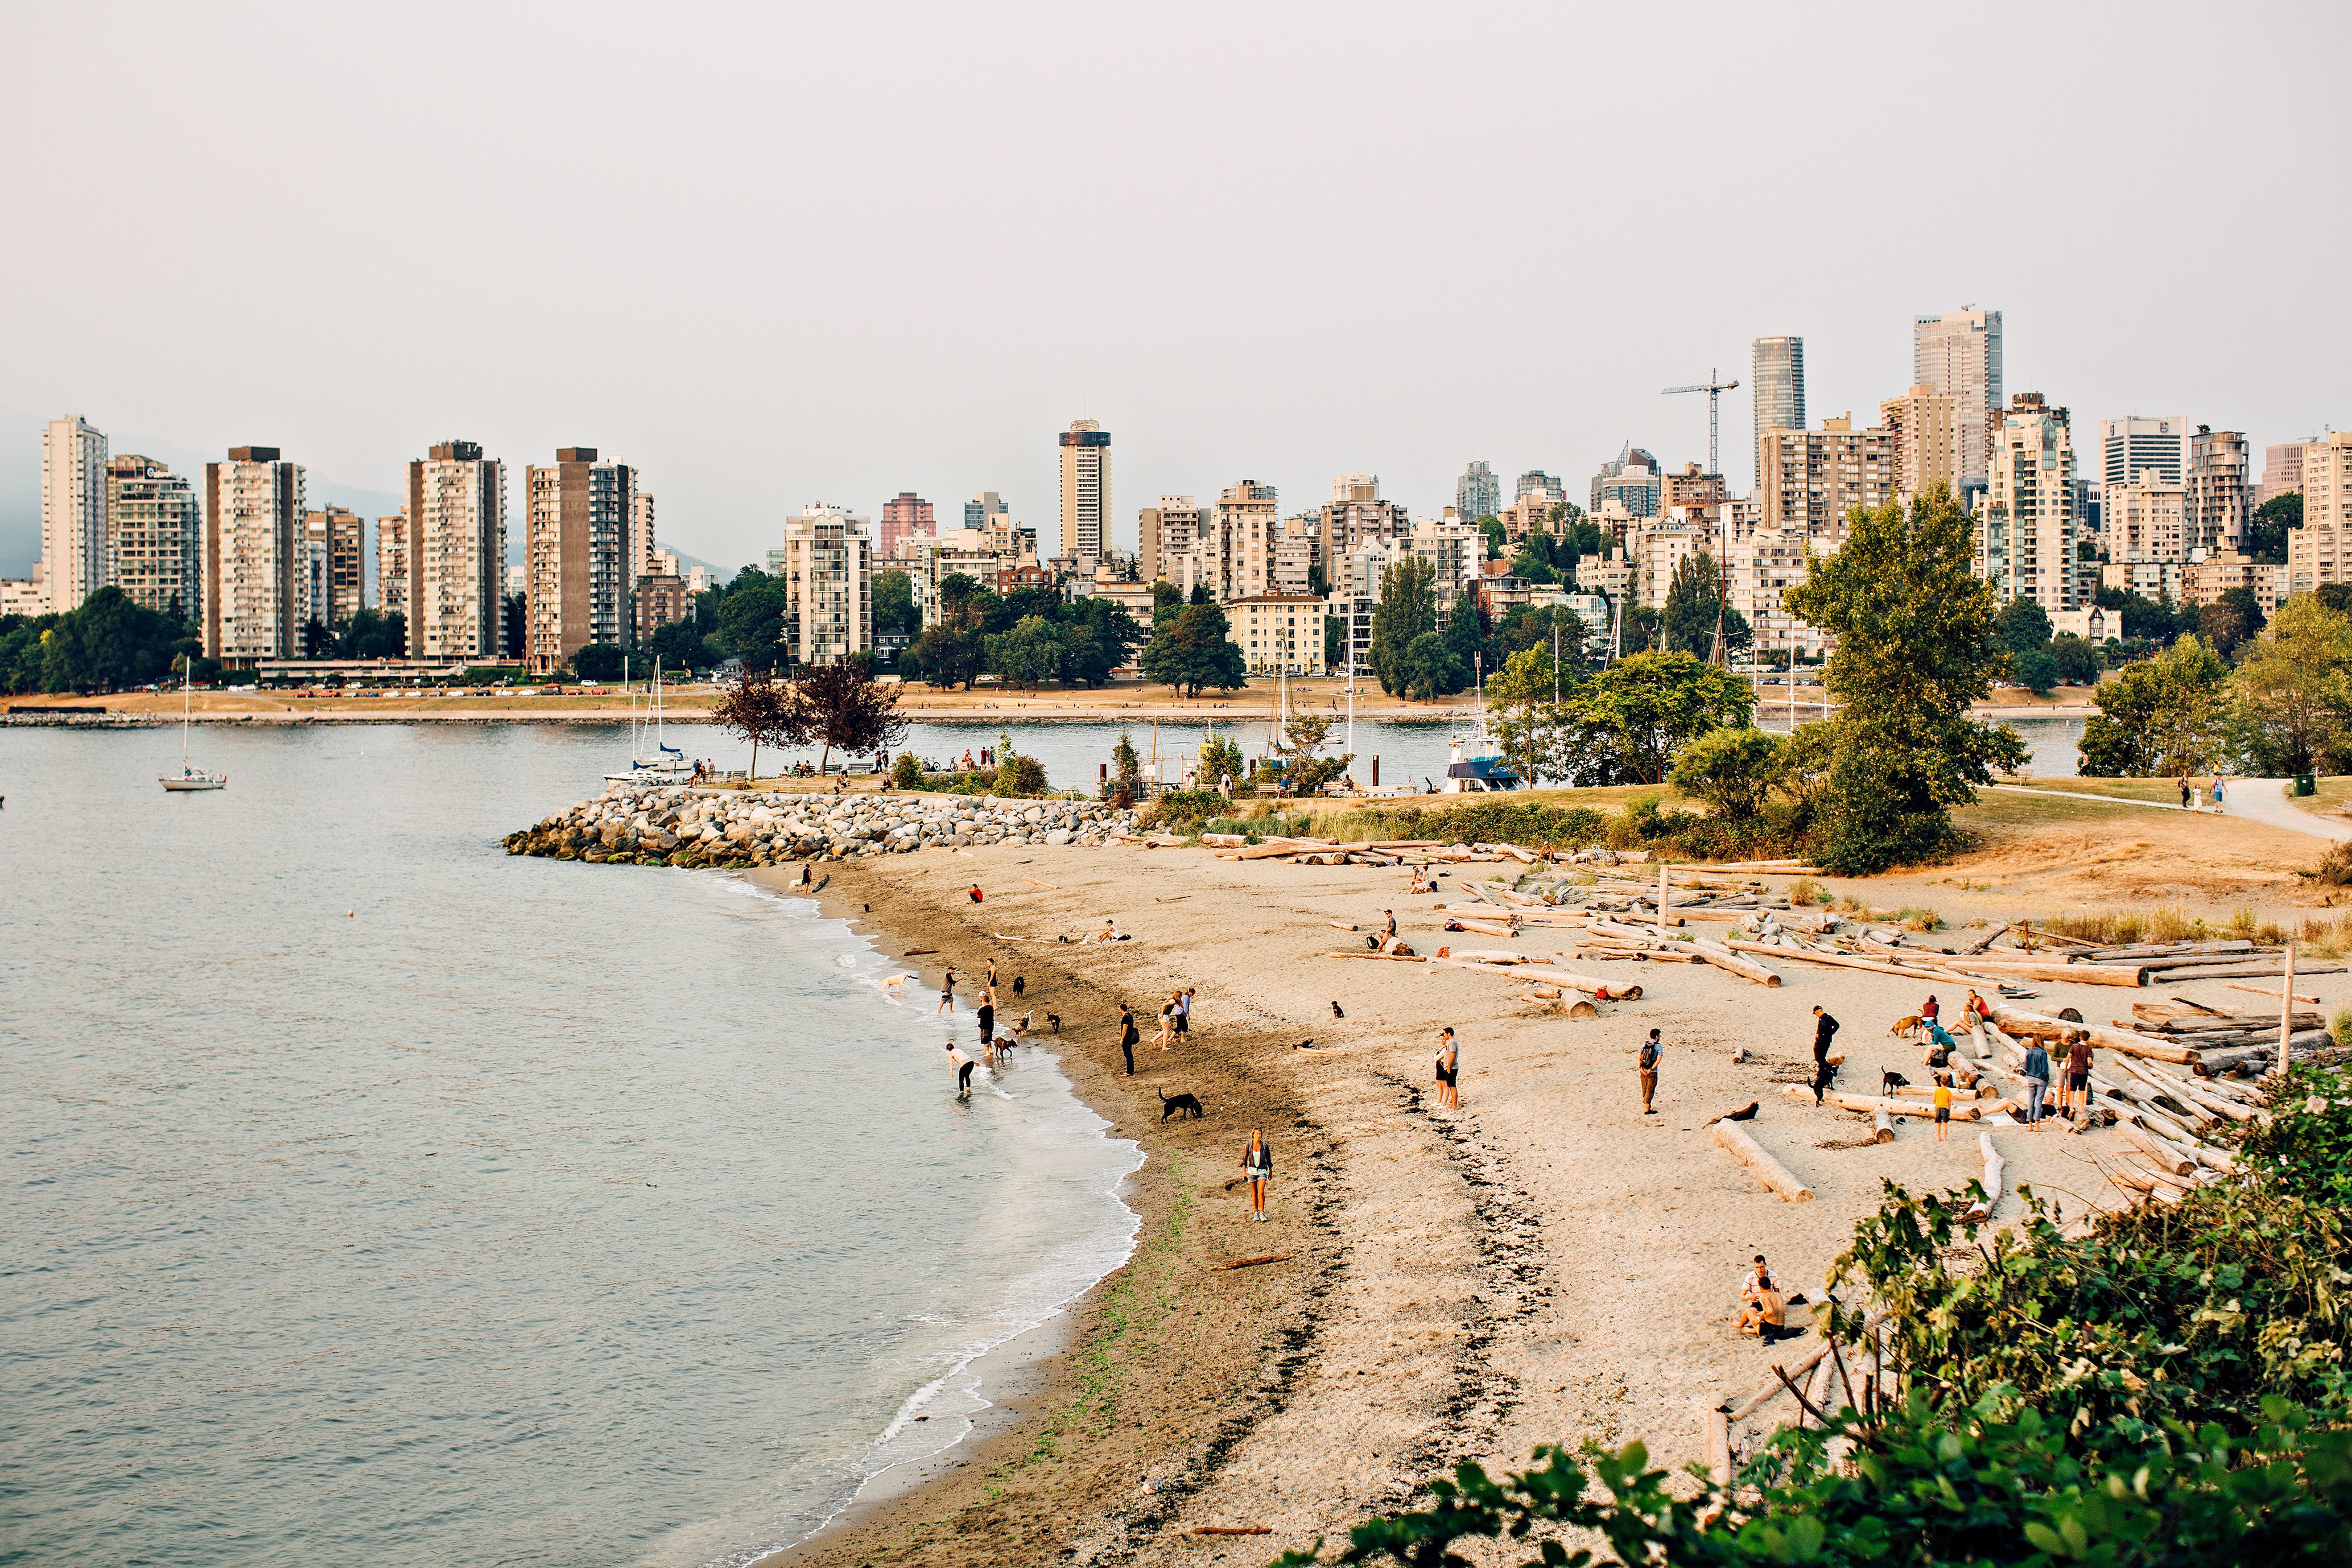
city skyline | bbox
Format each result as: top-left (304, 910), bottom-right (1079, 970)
top-left (2, 3), bottom-right (2342, 577)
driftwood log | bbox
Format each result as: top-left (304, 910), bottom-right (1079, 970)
top-left (1712, 1120), bottom-right (1814, 1202)
top-left (1691, 938), bottom-right (1782, 988)
top-left (1963, 1132), bottom-right (2004, 1221)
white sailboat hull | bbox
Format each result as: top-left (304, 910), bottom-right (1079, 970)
top-left (160, 775), bottom-right (226, 791)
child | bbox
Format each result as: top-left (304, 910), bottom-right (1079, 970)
top-left (1933, 1072), bottom-right (1954, 1142)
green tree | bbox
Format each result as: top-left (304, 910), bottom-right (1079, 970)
top-left (1476, 514), bottom-right (1506, 560)
top-left (1054, 597), bottom-right (1142, 687)
top-left (870, 568), bottom-right (917, 638)
top-left (1488, 604), bottom-right (1585, 684)
top-left (2200, 586), bottom-right (2266, 658)
top-left (984, 613), bottom-right (1060, 692)
top-left (572, 643), bottom-right (626, 680)
top-left (1556, 650), bottom-right (1752, 784)
top-left (2232, 595), bottom-right (2352, 775)
top-left (1368, 555), bottom-right (1437, 695)
top-left (1440, 597), bottom-right (1485, 689)
top-left (1669, 726), bottom-right (1785, 820)
top-left (1400, 631), bottom-right (1466, 702)
top-left (1109, 731), bottom-right (1144, 799)
top-left (2049, 632), bottom-right (2101, 684)
top-left (2009, 645), bottom-right (2059, 695)
top-left (0, 587), bottom-right (192, 694)
top-left (1199, 732), bottom-right (1244, 791)
top-left (713, 566), bottom-right (790, 672)
top-left (646, 620), bottom-right (712, 674)
top-left (501, 591), bottom-right (527, 658)
top-left (1271, 713), bottom-right (1351, 794)
top-left (2244, 490), bottom-right (2301, 564)
top-left (300, 616), bottom-right (333, 657)
top-left (334, 607), bottom-right (407, 660)
top-left (1661, 551), bottom-right (1752, 659)
top-left (1781, 486), bottom-right (2026, 873)
top-left (1486, 643), bottom-right (1571, 785)
top-left (1994, 596), bottom-right (2053, 654)
top-left (1139, 603), bottom-right (1247, 698)
top-left (1150, 579), bottom-right (1183, 629)
top-left (2078, 633), bottom-right (2233, 775)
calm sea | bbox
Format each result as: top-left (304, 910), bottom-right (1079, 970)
top-left (0, 724), bottom-right (1154, 1568)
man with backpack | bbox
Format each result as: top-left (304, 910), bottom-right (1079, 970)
top-left (1810, 1005), bottom-right (1841, 1105)
top-left (1637, 1029), bottom-right (1662, 1114)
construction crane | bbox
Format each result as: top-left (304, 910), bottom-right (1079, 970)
top-left (1664, 368), bottom-right (1742, 667)
top-left (1663, 368), bottom-right (1739, 480)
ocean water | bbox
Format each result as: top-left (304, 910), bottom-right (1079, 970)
top-left (0, 725), bottom-right (1141, 1567)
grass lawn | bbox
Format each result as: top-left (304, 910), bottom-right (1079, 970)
top-left (1996, 776), bottom-right (2185, 805)
top-left (2288, 777), bottom-right (2352, 820)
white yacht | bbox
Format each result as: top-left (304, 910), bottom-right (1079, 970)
top-left (159, 663), bottom-right (227, 791)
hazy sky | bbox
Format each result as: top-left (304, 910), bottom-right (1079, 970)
top-left (3, 1), bottom-right (2345, 576)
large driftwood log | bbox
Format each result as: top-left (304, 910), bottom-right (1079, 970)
top-left (1964, 1132), bottom-right (2005, 1221)
top-left (1782, 1085), bottom-right (1979, 1120)
top-left (1691, 938), bottom-right (1782, 988)
top-left (1872, 1109), bottom-right (1896, 1143)
top-left (1947, 956), bottom-right (2148, 987)
top-left (1994, 1006), bottom-right (2201, 1065)
top-left (1724, 940), bottom-right (1959, 984)
top-left (1711, 1120), bottom-right (1814, 1202)
top-left (2118, 1121), bottom-right (2196, 1176)
top-left (1699, 1400), bottom-right (1733, 1485)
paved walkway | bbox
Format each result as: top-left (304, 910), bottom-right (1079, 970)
top-left (1991, 779), bottom-right (2352, 842)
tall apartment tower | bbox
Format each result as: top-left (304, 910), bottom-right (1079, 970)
top-left (1058, 420), bottom-right (1110, 563)
top-left (303, 506), bottom-right (365, 628)
top-left (2259, 441), bottom-right (2312, 505)
top-left (964, 490), bottom-right (1009, 531)
top-left (523, 446), bottom-right (632, 675)
top-left (2099, 415), bottom-right (2189, 489)
top-left (1912, 308), bottom-right (2003, 486)
top-left (878, 491), bottom-right (936, 559)
top-left (204, 446), bottom-right (306, 662)
top-left (2187, 427), bottom-right (2251, 555)
top-left (1206, 480), bottom-right (1281, 601)
top-left (1759, 417), bottom-right (1896, 544)
top-left (377, 511), bottom-right (407, 618)
top-left (766, 504), bottom-right (872, 665)
top-left (41, 415), bottom-right (109, 613)
top-left (1320, 474), bottom-right (1412, 581)
top-left (1880, 386), bottom-right (1963, 502)
top-left (406, 439), bottom-right (508, 662)
top-left (2287, 433), bottom-right (2352, 595)
top-left (630, 492), bottom-right (658, 583)
top-left (1979, 394), bottom-right (2077, 612)
top-left (1750, 337), bottom-right (1805, 489)
top-left (1515, 469), bottom-right (1564, 503)
top-left (1455, 460), bottom-right (1501, 523)
top-left (1137, 495), bottom-right (1208, 584)
top-left (104, 456), bottom-right (201, 620)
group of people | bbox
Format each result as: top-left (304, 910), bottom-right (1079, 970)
top-left (2177, 774), bottom-right (2229, 813)
top-left (937, 960), bottom-right (1033, 1096)
top-left (1152, 989), bottom-right (1194, 1047)
top-left (1731, 1255), bottom-right (1801, 1343)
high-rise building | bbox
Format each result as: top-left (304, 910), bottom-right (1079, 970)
top-left (1590, 445), bottom-right (1661, 517)
top-left (376, 512), bottom-right (407, 618)
top-left (2259, 441), bottom-right (2312, 505)
top-left (765, 504), bottom-right (872, 665)
top-left (2187, 427), bottom-right (2250, 555)
top-left (1058, 420), bottom-right (1110, 563)
top-left (1456, 460), bottom-right (1501, 523)
top-left (204, 446), bottom-right (306, 662)
top-left (2098, 415), bottom-right (2189, 489)
top-left (1979, 394), bottom-right (2078, 612)
top-left (630, 492), bottom-right (658, 583)
top-left (522, 446), bottom-right (627, 674)
top-left (409, 439), bottom-right (509, 663)
top-left (1751, 337), bottom-right (1805, 489)
top-left (2287, 433), bottom-right (2352, 596)
top-left (878, 491), bottom-right (936, 559)
top-left (1515, 469), bottom-right (1563, 503)
top-left (1880, 385), bottom-right (1963, 502)
top-left (634, 573), bottom-right (690, 643)
top-left (41, 416), bottom-right (109, 613)
top-left (1759, 416), bottom-right (1896, 544)
top-left (1204, 480), bottom-right (1281, 601)
top-left (2108, 473), bottom-right (2189, 562)
top-left (1138, 495), bottom-right (1207, 584)
top-left (303, 506), bottom-right (365, 628)
top-left (103, 456), bottom-right (200, 621)
top-left (1912, 308), bottom-right (2003, 486)
top-left (1661, 463), bottom-right (1728, 520)
top-left (964, 490), bottom-right (1009, 532)
top-left (1318, 475), bottom-right (1411, 579)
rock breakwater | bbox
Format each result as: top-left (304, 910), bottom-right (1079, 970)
top-left (504, 783), bottom-right (1143, 868)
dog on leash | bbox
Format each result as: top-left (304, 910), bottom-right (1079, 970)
top-left (1046, 1012), bottom-right (1062, 1034)
top-left (1158, 1088), bottom-right (1205, 1120)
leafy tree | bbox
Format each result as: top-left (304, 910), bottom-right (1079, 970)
top-left (1198, 732), bottom-right (1244, 791)
top-left (713, 567), bottom-right (790, 672)
top-left (1440, 595), bottom-right (1486, 688)
top-left (2200, 586), bottom-right (2266, 658)
top-left (786, 659), bottom-right (907, 771)
top-left (1054, 596), bottom-right (1142, 687)
top-left (2049, 632), bottom-right (2100, 685)
top-left (334, 607), bottom-right (407, 660)
top-left (937, 572), bottom-right (990, 624)
top-left (1324, 613), bottom-right (1346, 671)
top-left (2244, 490), bottom-right (2301, 564)
top-left (1556, 650), bottom-right (1752, 784)
top-left (1187, 581), bottom-right (1210, 606)
top-left (712, 666), bottom-right (807, 779)
top-left (301, 616), bottom-right (333, 657)
top-left (901, 623), bottom-right (983, 690)
top-left (890, 750), bottom-right (925, 789)
top-left (984, 613), bottom-right (1060, 692)
top-left (1306, 562), bottom-right (1330, 597)
top-left (1781, 488), bottom-right (2026, 874)
top-left (1270, 713), bottom-right (1352, 794)
top-left (1109, 731), bottom-right (1143, 799)
top-left (572, 643), bottom-right (626, 681)
top-left (0, 587), bottom-right (193, 694)
top-left (870, 568), bottom-right (917, 638)
top-left (994, 750), bottom-right (1047, 796)
top-left (1150, 579), bottom-right (1183, 629)
top-left (501, 591), bottom-right (527, 658)
top-left (1661, 551), bottom-right (1751, 659)
top-left (1476, 514), bottom-right (1506, 560)
top-left (1994, 596), bottom-right (2052, 654)
top-left (2078, 633), bottom-right (2233, 775)
top-left (1400, 630), bottom-right (1466, 702)
top-left (1487, 604), bottom-right (1584, 686)
top-left (2232, 595), bottom-right (2352, 775)
top-left (645, 619), bottom-right (712, 674)
top-left (1621, 601), bottom-right (1662, 652)
top-left (1669, 727), bottom-right (1785, 820)
top-left (1368, 555), bottom-right (1437, 695)
top-left (1504, 545), bottom-right (1559, 584)
top-left (1139, 603), bottom-right (1247, 698)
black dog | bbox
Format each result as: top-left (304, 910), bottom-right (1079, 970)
top-left (1046, 1012), bottom-right (1062, 1034)
top-left (1012, 976), bottom-right (1025, 998)
top-left (1158, 1089), bottom-right (1204, 1120)
top-left (1331, 1001), bottom-right (1344, 1019)
top-left (1881, 1070), bottom-right (1911, 1097)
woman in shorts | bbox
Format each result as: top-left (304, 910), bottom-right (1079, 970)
top-left (1434, 1026), bottom-right (1459, 1109)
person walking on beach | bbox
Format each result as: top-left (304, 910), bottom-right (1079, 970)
top-left (1637, 1028), bottom-right (1661, 1114)
top-left (1175, 988), bottom-right (1192, 1041)
top-left (1154, 993), bottom-right (1177, 1049)
top-left (2021, 1037), bottom-right (2052, 1128)
top-left (947, 1041), bottom-right (976, 1097)
top-left (1118, 1005), bottom-right (1139, 1075)
top-left (976, 983), bottom-right (997, 1050)
top-left (1932, 1072), bottom-right (1954, 1142)
top-left (1434, 1026), bottom-right (1460, 1109)
top-left (936, 968), bottom-right (955, 1016)
top-left (1240, 1129), bottom-right (1273, 1221)
top-left (1809, 1006), bottom-right (1841, 1105)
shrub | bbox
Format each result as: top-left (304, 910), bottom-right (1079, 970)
top-left (2314, 841), bottom-right (2352, 887)
top-left (1786, 877), bottom-right (1823, 907)
top-left (1136, 788), bottom-right (1224, 833)
top-left (995, 753), bottom-right (1048, 797)
top-left (890, 752), bottom-right (924, 790)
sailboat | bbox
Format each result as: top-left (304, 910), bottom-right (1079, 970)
top-left (160, 662), bottom-right (227, 791)
top-left (1441, 654), bottom-right (1520, 794)
top-left (605, 657), bottom-right (694, 783)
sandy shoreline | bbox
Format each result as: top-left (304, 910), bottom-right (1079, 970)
top-left (711, 832), bottom-right (2341, 1567)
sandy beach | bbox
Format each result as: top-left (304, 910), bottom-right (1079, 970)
top-left (749, 813), bottom-right (2346, 1567)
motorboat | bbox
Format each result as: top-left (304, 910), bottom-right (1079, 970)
top-left (1441, 728), bottom-right (1521, 792)
top-left (160, 663), bottom-right (226, 791)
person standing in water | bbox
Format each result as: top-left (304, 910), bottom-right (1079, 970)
top-left (947, 1041), bottom-right (975, 1097)
top-left (1240, 1129), bottom-right (1272, 1221)
top-left (976, 982), bottom-right (997, 1050)
top-left (936, 968), bottom-right (955, 1016)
